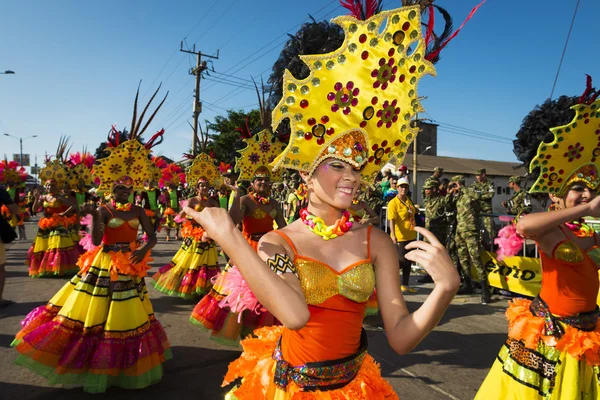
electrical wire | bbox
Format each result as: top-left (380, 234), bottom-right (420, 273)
top-left (549, 0), bottom-right (581, 100)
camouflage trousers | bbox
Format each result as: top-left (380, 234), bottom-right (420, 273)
top-left (481, 215), bottom-right (494, 244)
top-left (455, 229), bottom-right (486, 281)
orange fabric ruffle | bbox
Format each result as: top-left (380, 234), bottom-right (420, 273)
top-left (39, 214), bottom-right (79, 230)
top-left (506, 298), bottom-right (600, 365)
top-left (163, 208), bottom-right (176, 216)
top-left (145, 209), bottom-right (155, 217)
top-left (180, 220), bottom-right (205, 241)
top-left (77, 242), bottom-right (152, 281)
top-left (223, 326), bottom-right (398, 399)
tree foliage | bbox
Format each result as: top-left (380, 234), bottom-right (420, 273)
top-left (206, 109), bottom-right (262, 164)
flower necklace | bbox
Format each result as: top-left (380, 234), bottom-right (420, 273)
top-left (111, 200), bottom-right (132, 212)
top-left (252, 192), bottom-right (271, 205)
top-left (565, 218), bottom-right (595, 238)
top-left (300, 208), bottom-right (354, 241)
top-left (352, 199), bottom-right (360, 205)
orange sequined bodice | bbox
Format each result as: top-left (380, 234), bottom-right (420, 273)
top-left (539, 232), bottom-right (600, 316)
top-left (101, 205), bottom-right (140, 245)
top-left (242, 197), bottom-right (277, 240)
top-left (275, 227), bottom-right (375, 365)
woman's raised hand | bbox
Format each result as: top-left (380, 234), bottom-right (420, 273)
top-left (183, 206), bottom-right (235, 242)
top-left (404, 227), bottom-right (460, 294)
top-left (587, 195), bottom-right (600, 218)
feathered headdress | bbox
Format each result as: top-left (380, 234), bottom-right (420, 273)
top-left (39, 136), bottom-right (71, 186)
top-left (93, 83), bottom-right (168, 191)
top-left (236, 130), bottom-right (286, 182)
top-left (67, 148), bottom-right (95, 188)
top-left (0, 159), bottom-right (27, 186)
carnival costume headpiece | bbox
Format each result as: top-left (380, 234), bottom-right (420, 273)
top-left (93, 84), bottom-right (168, 192)
top-left (528, 76), bottom-right (600, 196)
top-left (39, 136), bottom-right (71, 186)
top-left (0, 159), bottom-right (27, 186)
top-left (67, 149), bottom-right (95, 188)
top-left (269, 0), bottom-right (482, 184)
top-left (185, 153), bottom-right (222, 187)
top-left (158, 162), bottom-right (186, 189)
top-left (236, 129), bottom-right (286, 182)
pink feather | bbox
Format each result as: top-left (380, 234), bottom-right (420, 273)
top-left (494, 223), bottom-right (524, 261)
top-left (174, 214), bottom-right (186, 224)
top-left (179, 199), bottom-right (189, 209)
top-left (80, 214), bottom-right (93, 227)
top-left (79, 232), bottom-right (97, 251)
top-left (218, 266), bottom-right (265, 323)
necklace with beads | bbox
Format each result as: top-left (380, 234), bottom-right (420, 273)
top-left (565, 218), bottom-right (595, 238)
top-left (111, 200), bottom-right (132, 212)
top-left (299, 208), bottom-right (354, 241)
top-left (251, 192), bottom-right (271, 205)
top-left (352, 199), bottom-right (360, 205)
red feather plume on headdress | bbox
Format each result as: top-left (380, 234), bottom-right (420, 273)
top-left (234, 117), bottom-right (253, 139)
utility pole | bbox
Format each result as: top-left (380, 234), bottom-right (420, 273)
top-left (180, 43), bottom-right (219, 154)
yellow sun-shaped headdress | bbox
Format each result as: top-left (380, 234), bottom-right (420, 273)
top-left (236, 129), bottom-right (286, 182)
top-left (39, 136), bottom-right (71, 186)
top-left (270, 5), bottom-right (435, 184)
top-left (93, 84), bottom-right (168, 192)
top-left (186, 153), bottom-right (222, 187)
top-left (529, 98), bottom-right (600, 196)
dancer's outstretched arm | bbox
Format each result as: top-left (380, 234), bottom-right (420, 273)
top-left (517, 194), bottom-right (600, 239)
top-left (185, 206), bottom-right (309, 329)
top-left (373, 227), bottom-right (460, 354)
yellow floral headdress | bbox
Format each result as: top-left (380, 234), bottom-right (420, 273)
top-left (186, 153), bottom-right (222, 187)
top-left (93, 84), bottom-right (168, 192)
top-left (529, 97), bottom-right (600, 196)
top-left (270, 5), bottom-right (435, 184)
top-left (39, 136), bottom-right (71, 186)
top-left (236, 129), bottom-right (286, 182)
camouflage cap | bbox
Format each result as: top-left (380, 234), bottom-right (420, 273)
top-left (508, 176), bottom-right (521, 184)
top-left (422, 179), bottom-right (439, 189)
top-left (434, 167), bottom-right (443, 172)
top-left (476, 168), bottom-right (486, 175)
top-left (451, 175), bottom-right (465, 183)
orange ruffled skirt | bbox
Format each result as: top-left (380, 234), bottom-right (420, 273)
top-left (223, 326), bottom-right (398, 400)
top-left (476, 298), bottom-right (600, 399)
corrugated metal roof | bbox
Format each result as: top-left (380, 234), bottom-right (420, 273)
top-left (400, 154), bottom-right (525, 177)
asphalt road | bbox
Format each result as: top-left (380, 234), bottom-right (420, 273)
top-left (0, 221), bottom-right (510, 400)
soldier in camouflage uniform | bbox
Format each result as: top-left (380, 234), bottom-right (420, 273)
top-left (452, 175), bottom-right (491, 304)
top-left (502, 176), bottom-right (532, 215)
top-left (469, 168), bottom-right (495, 243)
top-left (422, 167), bottom-right (443, 202)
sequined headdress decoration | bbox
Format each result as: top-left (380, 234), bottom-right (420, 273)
top-left (39, 136), bottom-right (71, 186)
top-left (529, 76), bottom-right (600, 196)
top-left (270, 0), bottom-right (484, 184)
top-left (186, 153), bottom-right (222, 187)
top-left (93, 84), bottom-right (168, 192)
top-left (158, 162), bottom-right (186, 189)
top-left (270, 4), bottom-right (438, 184)
top-left (236, 129), bottom-right (286, 182)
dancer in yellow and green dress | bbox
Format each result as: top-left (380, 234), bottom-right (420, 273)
top-left (152, 153), bottom-right (222, 298)
top-left (12, 85), bottom-right (171, 394)
top-left (27, 138), bottom-right (83, 277)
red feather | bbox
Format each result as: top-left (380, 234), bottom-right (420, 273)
top-left (340, 0), bottom-right (362, 19)
top-left (579, 74), bottom-right (599, 105)
top-left (144, 129), bottom-right (165, 149)
top-left (364, 0), bottom-right (379, 19)
top-left (426, 0), bottom-right (486, 62)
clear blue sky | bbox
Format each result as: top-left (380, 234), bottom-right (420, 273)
top-left (1, 0), bottom-right (598, 173)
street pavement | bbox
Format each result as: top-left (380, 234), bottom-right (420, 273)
top-left (0, 221), bottom-right (511, 400)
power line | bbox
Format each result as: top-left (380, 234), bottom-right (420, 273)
top-left (437, 128), bottom-right (512, 144)
top-left (549, 0), bottom-right (581, 99)
top-left (190, 0), bottom-right (240, 48)
top-left (432, 120), bottom-right (514, 141)
top-left (141, 0), bottom-right (221, 101)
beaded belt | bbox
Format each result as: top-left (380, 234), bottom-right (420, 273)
top-left (272, 328), bottom-right (368, 391)
top-left (529, 296), bottom-right (598, 338)
top-left (102, 243), bottom-right (132, 252)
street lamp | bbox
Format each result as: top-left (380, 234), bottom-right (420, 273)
top-left (411, 145), bottom-right (432, 202)
top-left (1, 70), bottom-right (15, 75)
top-left (4, 133), bottom-right (38, 166)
